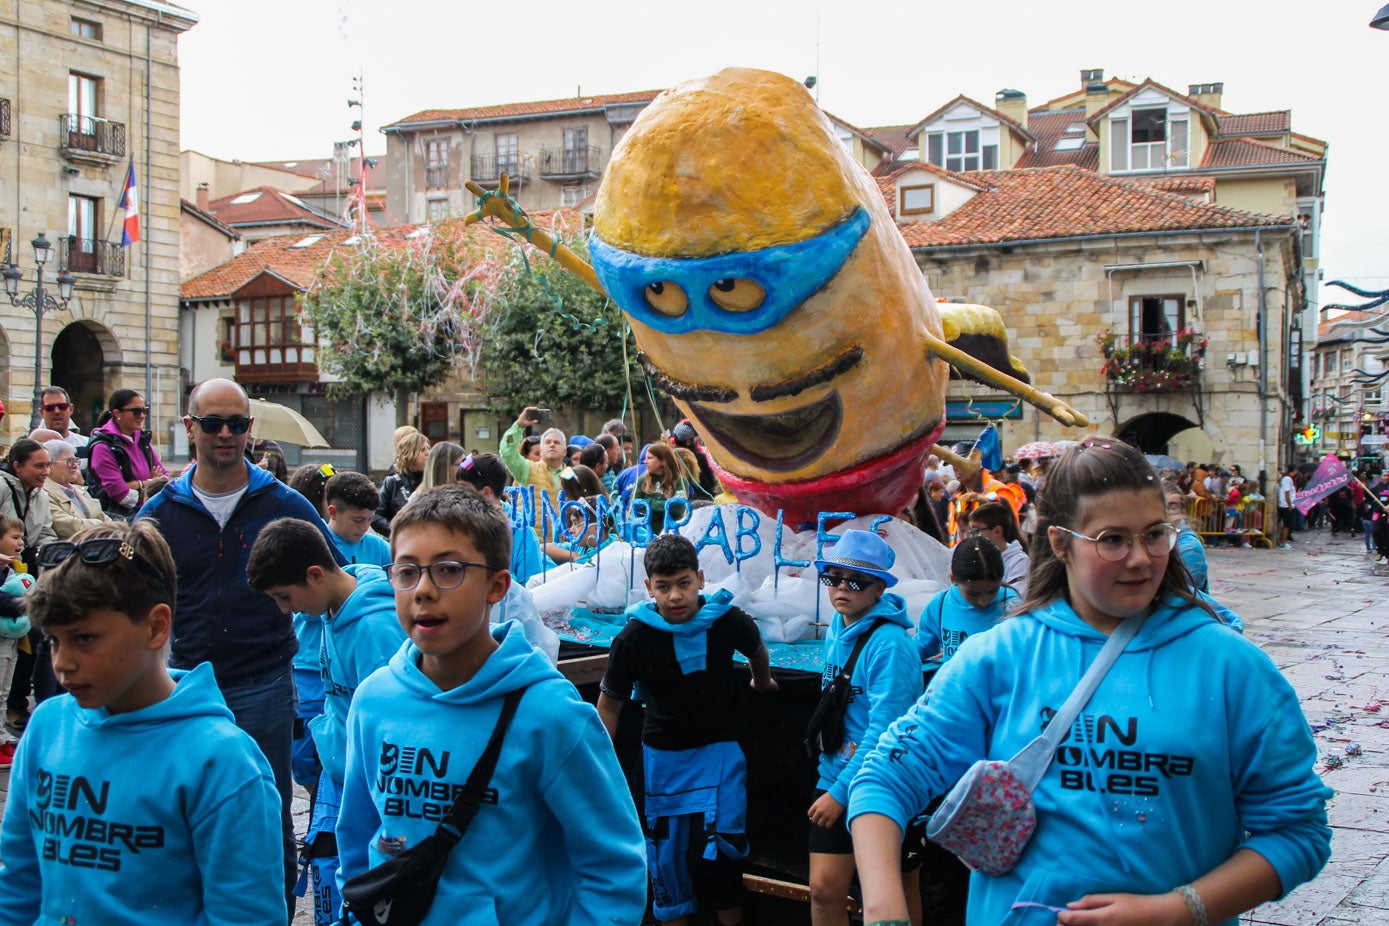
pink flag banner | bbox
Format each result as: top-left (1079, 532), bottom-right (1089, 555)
top-left (1295, 453), bottom-right (1353, 514)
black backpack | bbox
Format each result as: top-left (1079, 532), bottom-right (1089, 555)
top-left (84, 430), bottom-right (157, 518)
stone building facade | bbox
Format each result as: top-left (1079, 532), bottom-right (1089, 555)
top-left (0, 0), bottom-right (195, 444)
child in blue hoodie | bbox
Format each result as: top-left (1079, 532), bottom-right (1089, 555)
top-left (809, 529), bottom-right (923, 926)
top-left (598, 533), bottom-right (779, 926)
top-left (248, 517), bottom-right (406, 926)
top-left (0, 513), bottom-right (34, 767)
top-left (336, 486), bottom-right (647, 926)
top-left (848, 438), bottom-right (1332, 926)
top-left (0, 520), bottom-right (284, 925)
top-left (917, 537), bottom-right (1018, 672)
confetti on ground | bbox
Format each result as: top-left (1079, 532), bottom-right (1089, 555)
top-left (1323, 753), bottom-right (1345, 771)
top-left (1345, 743), bottom-right (1363, 757)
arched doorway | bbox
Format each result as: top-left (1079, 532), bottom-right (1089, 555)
top-left (1117, 412), bottom-right (1200, 454)
top-left (51, 322), bottom-right (107, 434)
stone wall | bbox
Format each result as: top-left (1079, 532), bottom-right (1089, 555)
top-left (916, 228), bottom-right (1303, 474)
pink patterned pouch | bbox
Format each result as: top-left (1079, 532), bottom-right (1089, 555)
top-left (925, 759), bottom-right (1037, 876)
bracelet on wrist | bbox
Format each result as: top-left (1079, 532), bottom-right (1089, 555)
top-left (1174, 883), bottom-right (1208, 926)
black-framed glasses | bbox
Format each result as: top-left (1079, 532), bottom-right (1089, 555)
top-left (188, 414), bottom-right (252, 435)
top-left (37, 537), bottom-right (174, 595)
top-left (43, 402), bottom-right (73, 413)
top-left (818, 573), bottom-right (875, 592)
top-left (1055, 524), bottom-right (1178, 562)
top-left (384, 560), bottom-right (496, 591)
top-left (119, 406), bottom-right (149, 417)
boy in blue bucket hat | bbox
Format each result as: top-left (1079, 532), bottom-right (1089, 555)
top-left (809, 529), bottom-right (924, 926)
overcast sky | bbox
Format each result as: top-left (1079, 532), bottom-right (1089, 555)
top-left (178, 0), bottom-right (1389, 304)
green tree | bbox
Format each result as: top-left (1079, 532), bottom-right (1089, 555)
top-left (479, 239), bottom-right (648, 420)
top-left (301, 226), bottom-right (495, 422)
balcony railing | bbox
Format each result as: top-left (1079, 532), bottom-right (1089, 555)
top-left (60, 236), bottom-right (125, 277)
top-left (1098, 334), bottom-right (1205, 394)
top-left (424, 164), bottom-right (448, 189)
top-left (469, 153), bottom-right (527, 184)
top-left (59, 113), bottom-right (126, 161)
top-left (539, 145), bottom-right (600, 179)
top-left (0, 98), bottom-right (10, 140)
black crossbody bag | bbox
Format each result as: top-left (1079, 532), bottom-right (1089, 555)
top-left (341, 687), bottom-right (526, 926)
top-left (804, 620), bottom-right (883, 758)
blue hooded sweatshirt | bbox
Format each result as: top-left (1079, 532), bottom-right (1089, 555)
top-left (137, 461), bottom-right (346, 687)
top-left (336, 623), bottom-right (647, 926)
top-left (848, 597), bottom-right (1332, 926)
top-left (0, 663), bottom-right (285, 925)
top-left (306, 564), bottom-right (407, 785)
top-left (917, 584), bottom-right (1019, 664)
top-left (330, 529), bottom-right (392, 568)
top-left (817, 593), bottom-right (921, 805)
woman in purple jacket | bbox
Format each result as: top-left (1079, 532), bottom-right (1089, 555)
top-left (88, 388), bottom-right (170, 519)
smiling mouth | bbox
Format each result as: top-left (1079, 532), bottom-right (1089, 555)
top-left (689, 393), bottom-right (842, 473)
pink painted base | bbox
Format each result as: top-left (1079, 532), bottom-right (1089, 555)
top-left (710, 422), bottom-right (945, 526)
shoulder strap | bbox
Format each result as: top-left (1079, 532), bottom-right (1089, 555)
top-left (837, 619), bottom-right (885, 682)
top-left (90, 431), bottom-right (136, 481)
top-left (1009, 615), bottom-right (1142, 790)
top-left (435, 687), bottom-right (527, 842)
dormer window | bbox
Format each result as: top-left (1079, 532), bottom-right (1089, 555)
top-left (926, 130), bottom-right (998, 172)
top-left (1110, 107), bottom-right (1188, 171)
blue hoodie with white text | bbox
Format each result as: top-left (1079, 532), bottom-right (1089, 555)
top-left (817, 593), bottom-right (921, 805)
top-left (848, 597), bottom-right (1331, 926)
top-left (0, 664), bottom-right (284, 926)
top-left (335, 623), bottom-right (647, 926)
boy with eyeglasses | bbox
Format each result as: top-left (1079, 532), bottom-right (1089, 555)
top-left (0, 521), bottom-right (285, 924)
top-left (808, 529), bottom-right (923, 926)
top-left (597, 533), bottom-right (777, 926)
top-left (335, 485), bottom-right (647, 926)
top-left (246, 517), bottom-right (404, 926)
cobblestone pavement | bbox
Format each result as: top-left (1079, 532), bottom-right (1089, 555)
top-left (2, 524), bottom-right (1385, 924)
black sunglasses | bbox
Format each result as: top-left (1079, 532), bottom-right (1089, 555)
top-left (818, 574), bottom-right (876, 592)
top-left (188, 414), bottom-right (252, 435)
top-left (43, 402), bottom-right (73, 413)
top-left (119, 406), bottom-right (149, 417)
top-left (38, 537), bottom-right (174, 596)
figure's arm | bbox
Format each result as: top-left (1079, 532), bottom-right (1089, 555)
top-left (595, 692), bottom-right (624, 742)
top-left (499, 410), bottom-right (542, 484)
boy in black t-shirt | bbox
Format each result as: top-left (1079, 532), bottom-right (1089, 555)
top-left (598, 534), bottom-right (777, 926)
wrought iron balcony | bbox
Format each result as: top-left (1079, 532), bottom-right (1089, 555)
top-left (0, 98), bottom-right (10, 140)
top-left (539, 145), bottom-right (600, 180)
top-left (59, 114), bottom-right (126, 163)
top-left (469, 153), bottom-right (527, 186)
top-left (1097, 333), bottom-right (1206, 394)
top-left (60, 236), bottom-right (125, 277)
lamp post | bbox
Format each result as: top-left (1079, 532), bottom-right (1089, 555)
top-left (4, 233), bottom-right (76, 431)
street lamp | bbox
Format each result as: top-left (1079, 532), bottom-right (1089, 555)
top-left (4, 233), bottom-right (76, 430)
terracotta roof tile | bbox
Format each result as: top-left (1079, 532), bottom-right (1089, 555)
top-left (1317, 310), bottom-right (1381, 340)
top-left (1013, 109), bottom-right (1099, 169)
top-left (205, 187), bottom-right (346, 230)
top-left (909, 95), bottom-right (1035, 142)
top-left (1215, 110), bottom-right (1290, 136)
top-left (385, 90), bottom-right (663, 128)
top-left (1135, 176), bottom-right (1216, 196)
top-left (862, 124), bottom-right (915, 157)
top-left (181, 211), bottom-right (578, 301)
top-left (871, 159), bottom-right (995, 192)
top-left (180, 199), bottom-right (241, 239)
top-left (1200, 137), bottom-right (1321, 169)
top-left (897, 165), bottom-right (1290, 249)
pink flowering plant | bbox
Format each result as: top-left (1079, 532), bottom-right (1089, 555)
top-left (1099, 333), bottom-right (1205, 394)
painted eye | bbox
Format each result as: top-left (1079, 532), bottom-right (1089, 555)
top-left (644, 281), bottom-right (688, 316)
top-left (708, 278), bottom-right (766, 312)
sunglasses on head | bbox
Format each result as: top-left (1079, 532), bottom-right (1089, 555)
top-left (43, 402), bottom-right (73, 413)
top-left (37, 537), bottom-right (174, 596)
top-left (818, 573), bottom-right (875, 592)
top-left (188, 414), bottom-right (252, 435)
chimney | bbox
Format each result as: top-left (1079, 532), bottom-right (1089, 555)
top-left (1079, 68), bottom-right (1104, 88)
top-left (1187, 81), bottom-right (1224, 111)
top-left (1085, 81), bottom-right (1111, 117)
top-left (994, 89), bottom-right (1028, 133)
top-left (196, 182), bottom-right (210, 211)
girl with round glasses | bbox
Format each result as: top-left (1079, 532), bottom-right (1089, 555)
top-left (849, 437), bottom-right (1330, 926)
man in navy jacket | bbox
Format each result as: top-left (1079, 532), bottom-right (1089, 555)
top-left (138, 378), bottom-right (344, 920)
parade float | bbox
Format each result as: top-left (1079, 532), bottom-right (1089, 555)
top-left (468, 67), bottom-right (1088, 905)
